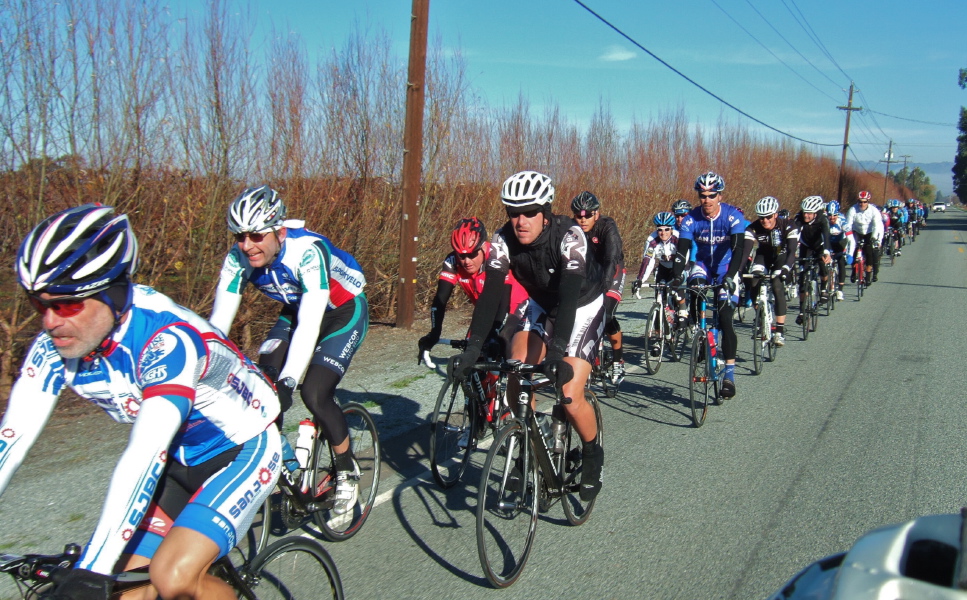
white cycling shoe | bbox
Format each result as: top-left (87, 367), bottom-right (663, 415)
top-left (333, 460), bottom-right (360, 516)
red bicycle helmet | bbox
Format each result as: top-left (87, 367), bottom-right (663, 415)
top-left (857, 190), bottom-right (872, 201)
top-left (450, 217), bottom-right (488, 254)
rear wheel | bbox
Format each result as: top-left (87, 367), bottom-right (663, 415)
top-left (244, 537), bottom-right (344, 600)
top-left (312, 402), bottom-right (381, 541)
top-left (476, 421), bottom-right (538, 588)
top-left (644, 303), bottom-right (665, 375)
top-left (751, 307), bottom-right (764, 376)
top-left (688, 333), bottom-right (711, 428)
top-left (430, 377), bottom-right (476, 488)
top-left (561, 391), bottom-right (603, 525)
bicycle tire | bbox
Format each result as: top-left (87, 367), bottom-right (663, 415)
top-left (561, 390), bottom-right (604, 526)
top-left (311, 402), bottom-right (381, 541)
top-left (688, 332), bottom-right (710, 427)
top-left (751, 307), bottom-right (764, 376)
top-left (245, 536), bottom-right (344, 600)
top-left (801, 281), bottom-right (811, 341)
top-left (229, 496), bottom-right (272, 568)
top-left (476, 420), bottom-right (539, 588)
top-left (644, 303), bottom-right (664, 375)
top-left (430, 377), bottom-right (476, 488)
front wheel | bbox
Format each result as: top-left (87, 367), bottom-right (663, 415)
top-left (430, 377), bottom-right (476, 488)
top-left (644, 303), bottom-right (665, 375)
top-left (245, 536), bottom-right (345, 600)
top-left (311, 402), bottom-right (381, 541)
top-left (688, 332), bottom-right (711, 427)
top-left (476, 421), bottom-right (539, 588)
top-left (751, 307), bottom-right (764, 376)
top-left (561, 391), bottom-right (604, 526)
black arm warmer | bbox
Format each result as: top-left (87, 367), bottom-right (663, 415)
top-left (428, 280), bottom-right (455, 337)
top-left (466, 268), bottom-right (507, 347)
top-left (725, 233), bottom-right (746, 278)
top-left (672, 238), bottom-right (693, 278)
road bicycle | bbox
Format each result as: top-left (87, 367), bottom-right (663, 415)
top-left (269, 401), bottom-right (381, 544)
top-left (742, 273), bottom-right (780, 375)
top-left (425, 338), bottom-right (517, 488)
top-left (797, 258), bottom-right (821, 340)
top-left (0, 536), bottom-right (344, 599)
top-left (470, 359), bottom-right (603, 588)
top-left (684, 283), bottom-right (730, 428)
top-left (641, 282), bottom-right (687, 374)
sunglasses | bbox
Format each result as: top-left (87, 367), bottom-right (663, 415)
top-left (456, 249), bottom-right (480, 260)
top-left (657, 227), bottom-right (672, 232)
top-left (509, 209), bottom-right (542, 219)
top-left (699, 192), bottom-right (720, 200)
top-left (29, 295), bottom-right (87, 318)
top-left (858, 200), bottom-right (869, 204)
top-left (234, 231), bottom-right (270, 243)
top-left (761, 214), bottom-right (777, 220)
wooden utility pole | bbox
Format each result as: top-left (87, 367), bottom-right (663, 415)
top-left (396, 0), bottom-right (429, 329)
top-left (880, 140), bottom-right (894, 202)
top-left (836, 82), bottom-right (861, 203)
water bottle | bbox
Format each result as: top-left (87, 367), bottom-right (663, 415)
top-left (536, 412), bottom-right (554, 450)
top-left (295, 419), bottom-right (315, 469)
top-left (550, 405), bottom-right (566, 454)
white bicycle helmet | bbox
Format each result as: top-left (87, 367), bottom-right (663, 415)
top-left (694, 172), bottom-right (725, 193)
top-left (227, 185), bottom-right (287, 234)
top-left (501, 171), bottom-right (554, 212)
top-left (755, 196), bottom-right (780, 217)
top-left (801, 195), bottom-right (825, 214)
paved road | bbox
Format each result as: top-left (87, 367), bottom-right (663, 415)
top-left (1, 211), bottom-right (964, 599)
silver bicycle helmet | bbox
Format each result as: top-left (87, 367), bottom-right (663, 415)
top-left (755, 196), bottom-right (780, 217)
top-left (801, 195), bottom-right (825, 214)
top-left (694, 172), bottom-right (725, 193)
top-left (672, 199), bottom-right (692, 215)
top-left (501, 171), bottom-right (554, 212)
top-left (227, 185), bottom-right (287, 234)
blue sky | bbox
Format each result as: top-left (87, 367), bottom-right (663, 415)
top-left (175, 1), bottom-right (965, 180)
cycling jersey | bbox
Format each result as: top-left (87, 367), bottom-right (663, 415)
top-left (583, 216), bottom-right (626, 300)
top-left (828, 218), bottom-right (855, 256)
top-left (742, 217), bottom-right (799, 269)
top-left (678, 204), bottom-right (746, 279)
top-left (637, 230), bottom-right (680, 283)
top-left (794, 212), bottom-right (832, 256)
top-left (437, 243), bottom-right (527, 309)
top-left (0, 285), bottom-right (280, 573)
top-left (844, 205), bottom-right (884, 244)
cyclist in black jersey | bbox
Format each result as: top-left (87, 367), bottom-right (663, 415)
top-left (794, 196), bottom-right (833, 324)
top-left (450, 171), bottom-right (607, 502)
top-left (741, 196), bottom-right (800, 346)
top-left (571, 191), bottom-right (626, 385)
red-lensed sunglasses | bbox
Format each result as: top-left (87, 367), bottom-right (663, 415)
top-left (28, 295), bottom-right (87, 318)
top-left (234, 231), bottom-right (269, 243)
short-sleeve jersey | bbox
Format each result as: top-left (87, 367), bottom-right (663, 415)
top-left (438, 244), bottom-right (528, 309)
top-left (678, 204), bottom-right (746, 276)
top-left (217, 227), bottom-right (365, 310)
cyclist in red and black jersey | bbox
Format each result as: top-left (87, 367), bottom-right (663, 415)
top-left (741, 196), bottom-right (800, 346)
top-left (418, 217), bottom-right (527, 361)
top-left (571, 191), bottom-right (626, 385)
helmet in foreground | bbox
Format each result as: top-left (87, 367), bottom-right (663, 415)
top-left (801, 196), bottom-right (825, 214)
top-left (570, 191), bottom-right (601, 217)
top-left (694, 172), bottom-right (725, 193)
top-left (501, 171), bottom-right (554, 212)
top-left (857, 190), bottom-right (872, 202)
top-left (17, 204), bottom-right (139, 296)
top-left (227, 185), bottom-right (287, 234)
top-left (450, 217), bottom-right (488, 254)
top-left (755, 196), bottom-right (780, 217)
top-left (653, 212), bottom-right (675, 227)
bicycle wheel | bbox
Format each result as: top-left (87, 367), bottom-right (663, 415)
top-left (311, 402), bottom-right (381, 541)
top-left (476, 421), bottom-right (539, 588)
top-left (430, 377), bottom-right (477, 488)
top-left (561, 390), bottom-right (604, 526)
top-left (801, 284), bottom-right (811, 341)
top-left (751, 307), bottom-right (764, 376)
top-left (688, 333), bottom-right (710, 427)
top-left (229, 496), bottom-right (272, 567)
top-left (644, 303), bottom-right (665, 375)
top-left (244, 536), bottom-right (344, 600)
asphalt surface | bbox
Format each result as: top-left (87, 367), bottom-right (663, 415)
top-left (1, 210), bottom-right (964, 599)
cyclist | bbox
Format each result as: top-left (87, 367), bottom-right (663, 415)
top-left (449, 170), bottom-right (606, 502)
top-left (672, 171), bottom-right (747, 398)
top-left (741, 196), bottom-right (800, 346)
top-left (417, 217), bottom-right (527, 361)
top-left (794, 195), bottom-right (833, 324)
top-left (571, 191), bottom-right (627, 385)
top-left (631, 211), bottom-right (687, 354)
top-left (672, 199), bottom-right (692, 230)
top-left (885, 200), bottom-right (906, 256)
top-left (845, 190), bottom-right (884, 284)
top-left (827, 206), bottom-right (855, 301)
top-left (0, 205), bottom-right (281, 600)
top-left (210, 185), bottom-right (368, 517)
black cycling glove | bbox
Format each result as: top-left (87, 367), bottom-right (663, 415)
top-left (448, 337), bottom-right (482, 382)
top-left (275, 377), bottom-right (296, 413)
top-left (48, 569), bottom-right (114, 600)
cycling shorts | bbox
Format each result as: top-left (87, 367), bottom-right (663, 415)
top-left (260, 294), bottom-right (369, 378)
top-left (125, 426), bottom-right (281, 559)
top-left (512, 295), bottom-right (605, 364)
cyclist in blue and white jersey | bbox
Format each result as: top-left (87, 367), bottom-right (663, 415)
top-left (210, 185), bottom-right (368, 516)
top-left (827, 204), bottom-right (855, 301)
top-left (671, 171), bottom-right (747, 398)
top-left (0, 205), bottom-right (281, 600)
top-left (844, 190), bottom-right (884, 284)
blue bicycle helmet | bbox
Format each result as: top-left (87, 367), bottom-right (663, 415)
top-left (694, 172), bottom-right (725, 193)
top-left (653, 212), bottom-right (676, 227)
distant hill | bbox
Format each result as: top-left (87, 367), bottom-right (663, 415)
top-left (848, 160), bottom-right (954, 196)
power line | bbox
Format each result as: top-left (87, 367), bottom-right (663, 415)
top-left (571, 0), bottom-right (840, 147)
top-left (784, 0), bottom-right (852, 83)
top-left (864, 110), bottom-right (956, 127)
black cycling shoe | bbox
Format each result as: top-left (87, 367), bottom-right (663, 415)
top-left (580, 444), bottom-right (604, 502)
top-left (872, 274), bottom-right (878, 283)
top-left (719, 378), bottom-right (736, 398)
top-left (850, 272), bottom-right (856, 283)
top-left (795, 314), bottom-right (804, 325)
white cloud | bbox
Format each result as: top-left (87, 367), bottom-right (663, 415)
top-left (600, 45), bottom-right (637, 62)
